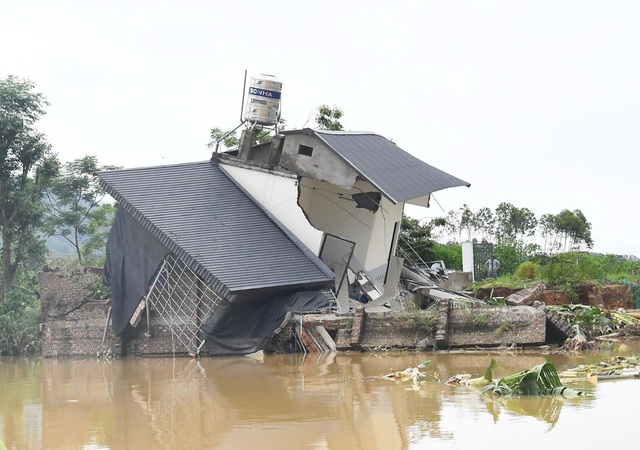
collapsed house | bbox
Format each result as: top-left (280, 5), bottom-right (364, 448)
top-left (97, 128), bottom-right (470, 356)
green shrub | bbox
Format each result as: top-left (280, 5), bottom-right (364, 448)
top-left (0, 282), bottom-right (41, 355)
top-left (515, 261), bottom-right (539, 280)
top-left (539, 252), bottom-right (599, 290)
top-left (430, 242), bottom-right (462, 271)
top-left (493, 239), bottom-right (540, 276)
top-left (616, 260), bottom-right (640, 279)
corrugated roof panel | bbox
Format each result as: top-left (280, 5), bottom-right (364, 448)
top-left (309, 130), bottom-right (470, 204)
top-left (98, 160), bottom-right (334, 294)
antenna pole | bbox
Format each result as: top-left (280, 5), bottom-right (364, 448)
top-left (212, 70), bottom-right (248, 158)
top-left (239, 69), bottom-right (247, 123)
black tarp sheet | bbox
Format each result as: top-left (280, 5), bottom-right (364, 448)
top-left (103, 209), bottom-right (168, 335)
top-left (203, 290), bottom-right (329, 356)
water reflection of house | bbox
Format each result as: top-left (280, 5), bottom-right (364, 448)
top-left (98, 128), bottom-right (469, 356)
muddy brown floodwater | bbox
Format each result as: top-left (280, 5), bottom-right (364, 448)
top-left (2, 340), bottom-right (640, 449)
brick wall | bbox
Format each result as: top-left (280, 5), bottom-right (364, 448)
top-left (125, 317), bottom-right (196, 356)
top-left (41, 269), bottom-right (209, 358)
top-left (359, 311), bottom-right (439, 348)
top-left (447, 306), bottom-right (546, 347)
top-left (294, 304), bottom-right (547, 352)
top-left (41, 263), bottom-right (550, 356)
top-left (40, 271), bottom-right (118, 358)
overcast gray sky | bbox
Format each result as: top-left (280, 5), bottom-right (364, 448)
top-left (2, 0), bottom-right (639, 256)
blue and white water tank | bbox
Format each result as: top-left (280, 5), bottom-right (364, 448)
top-left (243, 74), bottom-right (283, 126)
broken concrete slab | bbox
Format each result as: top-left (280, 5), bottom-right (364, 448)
top-left (505, 282), bottom-right (546, 306)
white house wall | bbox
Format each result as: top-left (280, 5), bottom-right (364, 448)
top-left (299, 177), bottom-right (404, 288)
top-left (219, 162), bottom-right (323, 254)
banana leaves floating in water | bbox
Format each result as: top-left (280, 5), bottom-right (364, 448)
top-left (559, 355), bottom-right (640, 381)
top-left (447, 358), bottom-right (589, 398)
top-left (445, 358), bottom-right (498, 388)
top-left (384, 356), bottom-right (639, 396)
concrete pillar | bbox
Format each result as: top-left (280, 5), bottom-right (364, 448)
top-left (267, 134), bottom-right (284, 166)
top-left (350, 306), bottom-right (366, 349)
top-left (435, 300), bottom-right (450, 349)
top-left (462, 241), bottom-right (474, 282)
top-left (238, 129), bottom-right (254, 160)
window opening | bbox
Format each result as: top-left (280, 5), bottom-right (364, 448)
top-left (298, 144), bottom-right (313, 156)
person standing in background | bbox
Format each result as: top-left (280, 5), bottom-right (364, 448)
top-left (485, 254), bottom-right (500, 278)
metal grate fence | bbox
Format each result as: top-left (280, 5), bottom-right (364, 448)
top-left (146, 254), bottom-right (226, 355)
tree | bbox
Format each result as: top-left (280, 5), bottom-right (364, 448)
top-left (444, 209), bottom-right (461, 243)
top-left (0, 75), bottom-right (59, 302)
top-left (554, 209), bottom-right (593, 251)
top-left (45, 155), bottom-right (119, 264)
top-left (537, 210), bottom-right (593, 254)
top-left (426, 216), bottom-right (447, 242)
top-left (398, 215), bottom-right (436, 263)
top-left (80, 202), bottom-right (118, 266)
top-left (474, 207), bottom-right (495, 241)
top-left (494, 202), bottom-right (537, 243)
top-left (539, 213), bottom-right (560, 254)
top-left (314, 105), bottom-right (344, 130)
top-left (458, 204), bottom-right (474, 241)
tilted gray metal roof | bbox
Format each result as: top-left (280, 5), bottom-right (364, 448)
top-left (285, 129), bottom-right (470, 204)
top-left (98, 159), bottom-right (334, 297)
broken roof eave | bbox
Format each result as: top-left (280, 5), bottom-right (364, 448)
top-left (355, 175), bottom-right (471, 205)
top-left (403, 183), bottom-right (472, 207)
top-left (406, 194), bottom-right (431, 208)
top-left (300, 129), bottom-right (471, 205)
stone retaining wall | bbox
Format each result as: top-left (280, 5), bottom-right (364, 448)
top-left (447, 306), bottom-right (545, 347)
top-left (293, 303), bottom-right (546, 353)
top-left (39, 268), bottom-right (629, 357)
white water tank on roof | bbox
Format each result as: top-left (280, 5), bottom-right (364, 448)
top-left (244, 74), bottom-right (282, 126)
